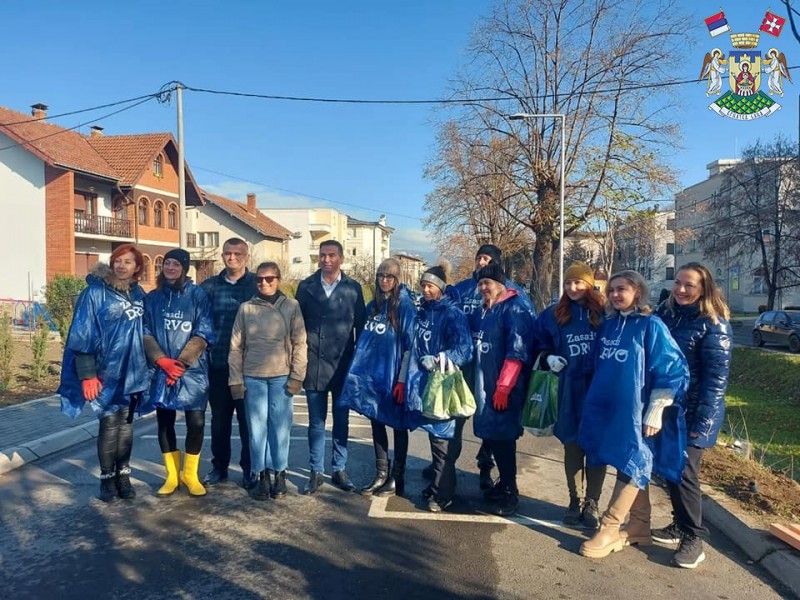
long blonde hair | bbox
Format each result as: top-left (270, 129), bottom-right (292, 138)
top-left (606, 270), bottom-right (652, 315)
top-left (665, 262), bottom-right (730, 324)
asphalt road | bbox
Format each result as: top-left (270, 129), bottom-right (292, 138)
top-left (0, 400), bottom-right (792, 600)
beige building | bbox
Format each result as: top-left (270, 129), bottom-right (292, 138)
top-left (346, 215), bottom-right (394, 272)
top-left (393, 251), bottom-right (427, 289)
top-left (189, 192), bottom-right (291, 282)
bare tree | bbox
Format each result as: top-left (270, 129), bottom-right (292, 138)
top-left (698, 136), bottom-right (800, 309)
top-left (613, 208), bottom-right (672, 280)
top-left (424, 0), bottom-right (686, 310)
top-left (348, 253), bottom-right (378, 285)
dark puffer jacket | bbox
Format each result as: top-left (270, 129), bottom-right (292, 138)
top-left (656, 301), bottom-right (732, 448)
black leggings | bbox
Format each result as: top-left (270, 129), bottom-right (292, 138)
top-left (157, 409), bottom-right (205, 455)
top-left (98, 410), bottom-right (134, 474)
top-left (370, 419), bottom-right (409, 465)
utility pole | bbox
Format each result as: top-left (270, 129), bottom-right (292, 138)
top-left (177, 83), bottom-right (186, 248)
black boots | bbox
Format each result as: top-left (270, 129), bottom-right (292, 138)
top-left (375, 461), bottom-right (405, 497)
top-left (116, 465), bottom-right (136, 499)
top-left (271, 470), bottom-right (288, 498)
top-left (99, 470), bottom-right (117, 503)
top-left (250, 471), bottom-right (271, 501)
top-left (360, 459), bottom-right (390, 496)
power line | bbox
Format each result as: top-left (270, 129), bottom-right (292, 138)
top-left (193, 165), bottom-right (422, 222)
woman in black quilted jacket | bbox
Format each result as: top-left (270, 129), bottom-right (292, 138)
top-left (652, 262), bottom-right (733, 570)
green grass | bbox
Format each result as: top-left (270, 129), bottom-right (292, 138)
top-left (722, 347), bottom-right (800, 478)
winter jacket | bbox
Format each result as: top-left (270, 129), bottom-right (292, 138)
top-left (532, 301), bottom-right (599, 444)
top-left (200, 269), bottom-right (258, 370)
top-left (58, 264), bottom-right (148, 419)
top-left (405, 292), bottom-right (474, 438)
top-left (656, 301), bottom-right (732, 448)
top-left (141, 281), bottom-right (215, 413)
top-left (228, 292), bottom-right (308, 385)
top-left (472, 290), bottom-right (535, 441)
top-left (453, 273), bottom-right (536, 322)
top-left (296, 270), bottom-right (366, 396)
top-left (339, 286), bottom-right (417, 430)
top-left (578, 310), bottom-right (689, 488)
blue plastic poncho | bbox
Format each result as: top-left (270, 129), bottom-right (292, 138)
top-left (577, 311), bottom-right (689, 488)
top-left (472, 291), bottom-right (534, 441)
top-left (453, 274), bottom-right (536, 323)
top-left (533, 302), bottom-right (599, 444)
top-left (405, 291), bottom-right (473, 439)
top-left (340, 286), bottom-right (417, 430)
top-left (58, 269), bottom-right (148, 419)
top-left (140, 281), bottom-right (215, 413)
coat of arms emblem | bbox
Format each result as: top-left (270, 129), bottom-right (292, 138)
top-left (700, 9), bottom-right (791, 120)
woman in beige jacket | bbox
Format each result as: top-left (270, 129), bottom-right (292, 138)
top-left (229, 262), bottom-right (307, 500)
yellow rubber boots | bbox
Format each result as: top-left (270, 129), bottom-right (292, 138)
top-left (157, 450), bottom-right (181, 497)
top-left (181, 452), bottom-right (207, 496)
top-left (580, 480), bottom-right (640, 558)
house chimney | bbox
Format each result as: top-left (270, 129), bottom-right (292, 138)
top-left (90, 125), bottom-right (104, 138)
top-left (246, 193), bottom-right (257, 215)
top-left (31, 103), bottom-right (48, 119)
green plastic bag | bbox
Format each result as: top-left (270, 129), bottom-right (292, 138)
top-left (522, 356), bottom-right (558, 436)
top-left (421, 361), bottom-right (476, 420)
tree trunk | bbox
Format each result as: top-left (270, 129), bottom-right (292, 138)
top-left (530, 226), bottom-right (555, 313)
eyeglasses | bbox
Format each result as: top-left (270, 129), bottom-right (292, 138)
top-left (377, 274), bottom-right (396, 281)
top-left (256, 275), bottom-right (279, 284)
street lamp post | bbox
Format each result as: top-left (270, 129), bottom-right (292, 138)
top-left (508, 112), bottom-right (566, 293)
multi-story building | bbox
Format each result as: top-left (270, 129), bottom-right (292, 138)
top-left (615, 209), bottom-right (675, 300)
top-left (392, 251), bottom-right (426, 288)
top-left (190, 192), bottom-right (291, 282)
top-left (346, 215), bottom-right (393, 273)
top-left (0, 103), bottom-right (203, 298)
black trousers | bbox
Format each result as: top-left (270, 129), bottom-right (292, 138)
top-left (157, 409), bottom-right (205, 455)
top-left (475, 440), bottom-right (495, 469)
top-left (97, 410), bottom-right (133, 473)
top-left (371, 419), bottom-right (409, 465)
top-left (482, 439), bottom-right (517, 492)
top-left (208, 368), bottom-right (250, 474)
top-left (667, 445), bottom-right (708, 539)
top-left (428, 418), bottom-right (466, 502)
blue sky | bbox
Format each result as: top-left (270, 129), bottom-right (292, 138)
top-left (2, 1), bottom-right (797, 259)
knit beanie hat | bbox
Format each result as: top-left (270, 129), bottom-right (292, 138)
top-left (564, 262), bottom-right (595, 288)
top-left (420, 265), bottom-right (447, 292)
top-left (164, 248), bottom-right (191, 273)
top-left (377, 258), bottom-right (401, 279)
top-left (475, 244), bottom-right (502, 264)
top-left (476, 262), bottom-right (506, 285)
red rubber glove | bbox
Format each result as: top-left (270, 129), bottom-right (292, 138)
top-left (392, 382), bottom-right (405, 405)
top-left (493, 359), bottom-right (524, 411)
top-left (166, 376), bottom-right (178, 387)
top-left (156, 357), bottom-right (186, 381)
top-left (82, 377), bottom-right (102, 401)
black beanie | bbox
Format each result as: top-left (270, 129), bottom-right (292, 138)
top-left (476, 244), bottom-right (502, 264)
top-left (164, 248), bottom-right (190, 273)
top-left (476, 262), bottom-right (506, 285)
top-left (420, 266), bottom-right (447, 291)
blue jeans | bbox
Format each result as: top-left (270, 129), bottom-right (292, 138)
top-left (244, 375), bottom-right (292, 475)
top-left (306, 390), bottom-right (349, 473)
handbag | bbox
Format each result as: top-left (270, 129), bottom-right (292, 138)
top-left (521, 354), bottom-right (559, 436)
top-left (421, 358), bottom-right (476, 420)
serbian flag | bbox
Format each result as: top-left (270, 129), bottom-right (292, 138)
top-left (705, 11), bottom-right (731, 38)
top-left (760, 11), bottom-right (787, 37)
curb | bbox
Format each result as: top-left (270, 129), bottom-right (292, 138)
top-left (702, 484), bottom-right (800, 599)
top-left (0, 410), bottom-right (156, 477)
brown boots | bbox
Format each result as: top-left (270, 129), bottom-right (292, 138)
top-left (580, 480), bottom-right (649, 558)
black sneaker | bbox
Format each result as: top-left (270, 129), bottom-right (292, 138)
top-left (427, 496), bottom-right (453, 513)
top-left (562, 496), bottom-right (582, 525)
top-left (672, 535), bottom-right (706, 569)
top-left (489, 489), bottom-right (519, 517)
top-left (581, 498), bottom-right (600, 529)
top-left (652, 520), bottom-right (684, 544)
top-left (483, 480), bottom-right (506, 502)
top-left (203, 467), bottom-right (229, 486)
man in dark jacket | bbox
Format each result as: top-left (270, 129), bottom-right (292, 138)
top-left (296, 240), bottom-right (366, 494)
top-left (200, 238), bottom-right (257, 487)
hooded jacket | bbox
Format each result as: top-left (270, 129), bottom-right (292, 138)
top-left (339, 286), bottom-right (417, 430)
top-left (58, 264), bottom-right (148, 419)
top-left (578, 310), bottom-right (689, 488)
top-left (472, 290), bottom-right (535, 441)
top-left (656, 301), bottom-right (732, 448)
top-left (141, 280), bottom-right (215, 412)
top-left (453, 273), bottom-right (536, 321)
top-left (405, 291), bottom-right (473, 438)
top-left (533, 301), bottom-right (599, 444)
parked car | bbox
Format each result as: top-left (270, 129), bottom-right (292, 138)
top-left (752, 310), bottom-right (800, 352)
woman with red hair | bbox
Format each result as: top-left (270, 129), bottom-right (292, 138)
top-left (58, 244), bottom-right (150, 503)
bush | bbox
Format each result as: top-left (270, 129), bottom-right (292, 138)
top-left (45, 274), bottom-right (87, 346)
top-left (30, 317), bottom-right (49, 382)
top-left (0, 312), bottom-right (14, 391)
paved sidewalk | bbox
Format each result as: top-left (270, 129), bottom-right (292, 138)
top-left (1, 393), bottom-right (799, 597)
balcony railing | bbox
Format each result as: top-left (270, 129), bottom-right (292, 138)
top-left (74, 213), bottom-right (132, 238)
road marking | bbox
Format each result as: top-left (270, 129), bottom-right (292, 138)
top-left (139, 435), bottom-right (372, 442)
top-left (367, 495), bottom-right (572, 530)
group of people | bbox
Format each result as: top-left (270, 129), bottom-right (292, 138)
top-left (58, 237), bottom-right (732, 570)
